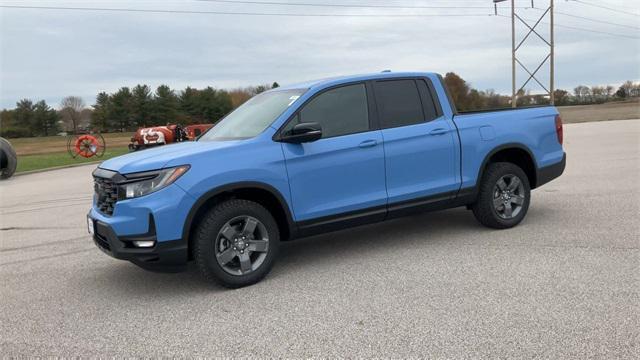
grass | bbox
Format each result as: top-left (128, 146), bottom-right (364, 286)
top-left (8, 132), bottom-right (133, 156)
top-left (15, 146), bottom-right (130, 173)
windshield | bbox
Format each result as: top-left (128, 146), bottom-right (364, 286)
top-left (199, 89), bottom-right (306, 141)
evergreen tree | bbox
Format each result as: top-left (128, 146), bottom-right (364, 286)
top-left (14, 99), bottom-right (35, 136)
top-left (153, 85), bottom-right (178, 124)
top-left (92, 92), bottom-right (111, 132)
top-left (33, 100), bottom-right (59, 136)
top-left (132, 84), bottom-right (153, 127)
top-left (179, 87), bottom-right (202, 124)
top-left (109, 87), bottom-right (134, 131)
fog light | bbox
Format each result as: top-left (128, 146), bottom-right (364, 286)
top-left (133, 240), bottom-right (155, 248)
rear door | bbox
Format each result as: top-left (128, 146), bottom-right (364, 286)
top-left (280, 83), bottom-right (387, 222)
top-left (373, 78), bottom-right (459, 206)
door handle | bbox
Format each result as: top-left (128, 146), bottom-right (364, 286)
top-left (358, 139), bottom-right (378, 148)
top-left (429, 128), bottom-right (448, 136)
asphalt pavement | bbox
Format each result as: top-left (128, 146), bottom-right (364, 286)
top-left (1, 119), bottom-right (638, 358)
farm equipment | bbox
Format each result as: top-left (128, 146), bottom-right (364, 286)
top-left (128, 123), bottom-right (212, 151)
top-left (0, 137), bottom-right (17, 179)
top-left (66, 132), bottom-right (106, 159)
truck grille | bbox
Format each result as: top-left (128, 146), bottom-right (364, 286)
top-left (94, 176), bottom-right (118, 216)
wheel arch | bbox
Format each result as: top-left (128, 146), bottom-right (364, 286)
top-left (477, 143), bottom-right (538, 189)
top-left (182, 182), bottom-right (296, 260)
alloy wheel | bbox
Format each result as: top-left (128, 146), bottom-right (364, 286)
top-left (215, 215), bottom-right (269, 276)
top-left (492, 174), bottom-right (526, 219)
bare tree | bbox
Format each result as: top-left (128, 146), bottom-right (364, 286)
top-left (605, 85), bottom-right (615, 99)
top-left (60, 96), bottom-right (85, 133)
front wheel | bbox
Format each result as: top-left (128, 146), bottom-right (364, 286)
top-left (472, 162), bottom-right (531, 229)
top-left (194, 199), bottom-right (280, 288)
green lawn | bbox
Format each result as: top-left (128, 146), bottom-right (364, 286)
top-left (16, 147), bottom-right (130, 173)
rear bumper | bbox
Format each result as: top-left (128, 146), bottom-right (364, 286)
top-left (90, 215), bottom-right (188, 272)
top-left (537, 152), bottom-right (566, 187)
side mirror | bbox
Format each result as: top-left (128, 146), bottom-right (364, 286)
top-left (280, 122), bottom-right (322, 143)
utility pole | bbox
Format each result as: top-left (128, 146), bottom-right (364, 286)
top-left (494, 0), bottom-right (555, 107)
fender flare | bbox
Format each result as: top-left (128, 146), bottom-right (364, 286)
top-left (181, 181), bottom-right (297, 243)
top-left (475, 142), bottom-right (538, 189)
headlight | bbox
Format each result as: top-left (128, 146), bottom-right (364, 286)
top-left (119, 165), bottom-right (189, 199)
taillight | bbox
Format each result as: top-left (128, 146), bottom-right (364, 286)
top-left (555, 115), bottom-right (563, 145)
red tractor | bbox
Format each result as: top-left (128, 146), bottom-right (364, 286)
top-left (128, 124), bottom-right (213, 151)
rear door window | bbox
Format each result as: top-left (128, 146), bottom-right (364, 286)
top-left (374, 79), bottom-right (425, 129)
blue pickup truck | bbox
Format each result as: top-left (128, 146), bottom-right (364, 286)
top-left (88, 72), bottom-right (566, 287)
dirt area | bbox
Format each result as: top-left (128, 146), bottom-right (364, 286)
top-left (557, 99), bottom-right (640, 123)
top-left (8, 132), bottom-right (133, 156)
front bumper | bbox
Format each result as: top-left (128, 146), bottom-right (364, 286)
top-left (89, 214), bottom-right (188, 272)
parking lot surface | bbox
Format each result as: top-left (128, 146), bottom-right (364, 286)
top-left (1, 120), bottom-right (638, 358)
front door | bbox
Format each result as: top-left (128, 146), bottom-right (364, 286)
top-left (280, 83), bottom-right (387, 223)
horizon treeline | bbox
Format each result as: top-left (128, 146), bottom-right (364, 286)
top-left (1, 74), bottom-right (639, 139)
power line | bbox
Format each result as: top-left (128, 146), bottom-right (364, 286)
top-left (0, 5), bottom-right (495, 17)
top-left (495, 14), bottom-right (639, 40)
top-left (2, 3), bottom-right (638, 39)
top-left (197, 1), bottom-right (639, 31)
top-left (196, 0), bottom-right (529, 10)
top-left (535, 8), bottom-right (640, 31)
top-left (570, 0), bottom-right (640, 17)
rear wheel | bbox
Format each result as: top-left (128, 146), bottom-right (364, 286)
top-left (472, 162), bottom-right (530, 229)
top-left (194, 199), bottom-right (280, 288)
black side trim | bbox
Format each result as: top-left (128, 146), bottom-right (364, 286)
top-left (386, 191), bottom-right (455, 219)
top-left (536, 152), bottom-right (566, 187)
top-left (182, 181), bottom-right (297, 242)
top-left (296, 205), bottom-right (386, 237)
top-left (296, 190), bottom-right (477, 237)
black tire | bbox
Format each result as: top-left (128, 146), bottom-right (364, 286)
top-left (0, 137), bottom-right (18, 180)
top-left (472, 162), bottom-right (531, 229)
top-left (194, 199), bottom-right (280, 288)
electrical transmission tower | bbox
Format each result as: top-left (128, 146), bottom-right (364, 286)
top-left (494, 0), bottom-right (555, 107)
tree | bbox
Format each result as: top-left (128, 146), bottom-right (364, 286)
top-left (229, 88), bottom-right (254, 108)
top-left (444, 72), bottom-right (471, 110)
top-left (153, 85), bottom-right (178, 124)
top-left (605, 85), bottom-right (615, 99)
top-left (272, 82), bottom-right (280, 89)
top-left (620, 80), bottom-right (635, 98)
top-left (132, 84), bottom-right (153, 127)
top-left (91, 92), bottom-right (111, 132)
top-left (33, 100), bottom-right (59, 136)
top-left (59, 96), bottom-right (85, 133)
top-left (553, 89), bottom-right (569, 106)
top-left (573, 85), bottom-right (590, 104)
top-left (109, 87), bottom-right (134, 131)
top-left (14, 99), bottom-right (35, 136)
top-left (199, 87), bottom-right (233, 122)
top-left (179, 87), bottom-right (202, 123)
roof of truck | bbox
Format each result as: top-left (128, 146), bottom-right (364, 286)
top-left (276, 71), bottom-right (438, 91)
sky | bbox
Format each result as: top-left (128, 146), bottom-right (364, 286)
top-left (0, 0), bottom-right (638, 109)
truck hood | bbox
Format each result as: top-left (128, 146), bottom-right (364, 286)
top-left (99, 141), bottom-right (238, 174)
